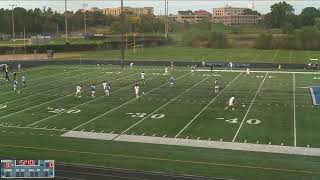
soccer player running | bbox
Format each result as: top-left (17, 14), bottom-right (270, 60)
top-left (134, 84), bottom-right (140, 98)
top-left (105, 83), bottom-right (111, 96)
top-left (75, 84), bottom-right (82, 98)
top-left (13, 71), bottom-right (16, 80)
top-left (91, 84), bottom-right (96, 98)
top-left (169, 76), bottom-right (175, 87)
top-left (5, 65), bottom-right (9, 82)
top-left (214, 79), bottom-right (220, 93)
top-left (140, 71), bottom-right (145, 84)
top-left (13, 80), bottom-right (18, 92)
top-left (22, 75), bottom-right (26, 87)
top-left (225, 96), bottom-right (235, 111)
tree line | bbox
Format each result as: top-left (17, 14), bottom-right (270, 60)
top-left (0, 7), bottom-right (165, 36)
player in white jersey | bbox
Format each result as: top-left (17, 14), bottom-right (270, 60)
top-left (214, 79), bottom-right (220, 93)
top-left (75, 84), bottom-right (82, 98)
top-left (22, 75), bottom-right (26, 87)
top-left (229, 62), bottom-right (233, 70)
top-left (140, 72), bottom-right (145, 84)
top-left (170, 61), bottom-right (174, 70)
top-left (134, 84), bottom-right (140, 98)
top-left (105, 83), bottom-right (111, 96)
top-left (225, 96), bottom-right (235, 111)
top-left (130, 62), bottom-right (133, 69)
top-left (191, 65), bottom-right (195, 73)
top-left (164, 67), bottom-right (168, 75)
top-left (90, 84), bottom-right (96, 98)
top-left (13, 80), bottom-right (18, 92)
top-left (246, 68), bottom-right (250, 75)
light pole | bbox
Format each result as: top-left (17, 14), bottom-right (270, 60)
top-left (82, 3), bottom-right (88, 38)
top-left (9, 4), bottom-right (17, 39)
top-left (120, 0), bottom-right (125, 69)
top-left (64, 0), bottom-right (68, 43)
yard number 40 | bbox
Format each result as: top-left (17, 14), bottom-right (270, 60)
top-left (225, 118), bottom-right (261, 125)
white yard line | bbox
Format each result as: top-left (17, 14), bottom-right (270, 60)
top-left (232, 72), bottom-right (268, 142)
top-left (271, 49), bottom-right (279, 63)
top-left (0, 124), bottom-right (68, 132)
top-left (197, 69), bottom-right (320, 75)
top-left (69, 72), bottom-right (191, 131)
top-left (26, 72), bottom-right (146, 127)
top-left (114, 73), bottom-right (216, 139)
top-left (175, 72), bottom-right (243, 138)
top-left (293, 73), bottom-right (297, 147)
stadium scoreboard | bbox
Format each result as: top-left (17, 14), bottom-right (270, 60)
top-left (1, 160), bottom-right (54, 178)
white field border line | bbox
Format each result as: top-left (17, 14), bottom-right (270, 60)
top-left (197, 69), bottom-right (320, 75)
top-left (0, 68), bottom-right (89, 96)
top-left (175, 72), bottom-right (243, 138)
top-left (1, 70), bottom-right (108, 105)
top-left (46, 66), bottom-right (191, 72)
top-left (2, 145), bottom-right (320, 175)
top-left (271, 49), bottom-right (279, 63)
top-left (232, 72), bottom-right (268, 142)
top-left (293, 73), bottom-right (297, 147)
top-left (26, 72), bottom-right (152, 127)
top-left (69, 72), bottom-right (191, 131)
top-left (112, 72), bottom-right (217, 140)
top-left (0, 71), bottom-right (138, 122)
top-left (3, 72), bottom-right (138, 114)
top-left (309, 87), bottom-right (318, 106)
top-left (0, 124), bottom-right (68, 132)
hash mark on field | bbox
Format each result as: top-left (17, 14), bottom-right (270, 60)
top-left (110, 131), bottom-right (114, 134)
top-left (100, 130), bottom-right (104, 133)
top-left (186, 136), bottom-right (189, 139)
top-left (232, 73), bottom-right (268, 142)
top-left (90, 130), bottom-right (94, 132)
top-left (175, 72), bottom-right (242, 138)
top-left (163, 134), bottom-right (166, 137)
top-left (81, 129), bottom-right (85, 132)
top-left (197, 137), bottom-right (200, 140)
top-left (141, 133), bottom-right (145, 136)
top-left (152, 134), bottom-right (156, 137)
top-left (131, 133), bottom-right (135, 135)
top-left (208, 138), bottom-right (211, 141)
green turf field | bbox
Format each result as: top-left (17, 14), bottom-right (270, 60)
top-left (0, 65), bottom-right (320, 180)
top-left (61, 46), bottom-right (320, 64)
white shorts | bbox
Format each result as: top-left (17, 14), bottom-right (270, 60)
top-left (229, 102), bottom-right (234, 106)
top-left (92, 91), bottom-right (95, 94)
top-left (76, 90), bottom-right (80, 93)
top-left (215, 86), bottom-right (219, 89)
top-left (135, 90), bottom-right (139, 95)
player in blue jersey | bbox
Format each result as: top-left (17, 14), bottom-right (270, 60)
top-left (91, 84), bottom-right (96, 98)
top-left (169, 76), bottom-right (175, 87)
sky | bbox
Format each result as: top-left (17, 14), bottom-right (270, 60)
top-left (1, 0), bottom-right (319, 15)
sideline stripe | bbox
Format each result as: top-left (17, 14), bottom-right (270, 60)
top-left (69, 72), bottom-right (191, 131)
top-left (293, 73), bottom-right (296, 147)
top-left (113, 72), bottom-right (216, 140)
top-left (197, 69), bottom-right (320, 75)
top-left (175, 72), bottom-right (242, 138)
top-left (232, 72), bottom-right (268, 142)
top-left (0, 144), bottom-right (319, 175)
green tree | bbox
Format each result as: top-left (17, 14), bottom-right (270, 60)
top-left (299, 7), bottom-right (320, 26)
top-left (264, 1), bottom-right (294, 28)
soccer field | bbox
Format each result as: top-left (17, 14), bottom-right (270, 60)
top-left (0, 64), bottom-right (320, 179)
